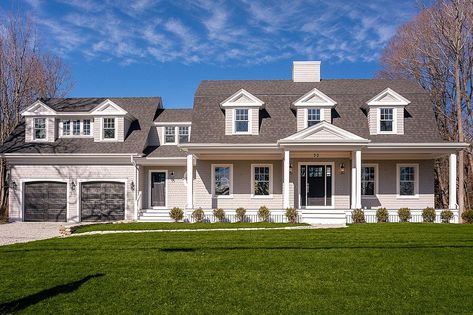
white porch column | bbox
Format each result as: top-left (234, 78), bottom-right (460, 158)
top-left (283, 149), bottom-right (290, 209)
top-left (449, 153), bottom-right (457, 210)
top-left (355, 150), bottom-right (362, 209)
top-left (186, 153), bottom-right (193, 210)
top-left (351, 151), bottom-right (356, 209)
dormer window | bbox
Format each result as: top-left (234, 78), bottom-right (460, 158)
top-left (83, 120), bottom-right (91, 135)
top-left (61, 119), bottom-right (93, 137)
top-left (307, 108), bottom-right (321, 127)
top-left (103, 118), bottom-right (116, 139)
top-left (179, 126), bottom-right (189, 143)
top-left (379, 108), bottom-right (394, 132)
top-left (234, 109), bottom-right (249, 133)
top-left (165, 126), bottom-right (176, 143)
top-left (63, 120), bottom-right (71, 136)
top-left (33, 118), bottom-right (46, 140)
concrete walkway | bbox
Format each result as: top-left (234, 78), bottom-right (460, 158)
top-left (0, 222), bottom-right (63, 246)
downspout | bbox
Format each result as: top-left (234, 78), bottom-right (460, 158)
top-left (131, 154), bottom-right (139, 220)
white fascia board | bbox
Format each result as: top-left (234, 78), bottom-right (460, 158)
top-left (280, 121), bottom-right (368, 142)
top-left (90, 99), bottom-right (129, 116)
top-left (21, 100), bottom-right (57, 116)
top-left (366, 142), bottom-right (470, 149)
top-left (220, 89), bottom-right (265, 108)
top-left (293, 88), bottom-right (337, 107)
top-left (179, 143), bottom-right (278, 149)
top-left (366, 88), bottom-right (411, 106)
top-left (155, 122), bottom-right (192, 126)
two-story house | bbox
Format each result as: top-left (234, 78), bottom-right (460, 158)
top-left (0, 61), bottom-right (468, 224)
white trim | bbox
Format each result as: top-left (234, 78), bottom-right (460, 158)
top-left (367, 88), bottom-right (411, 106)
top-left (148, 170), bottom-right (168, 209)
top-left (100, 117), bottom-right (117, 141)
top-left (293, 87), bottom-right (337, 107)
top-left (21, 100), bottom-right (57, 116)
top-left (376, 107), bottom-right (398, 134)
top-left (186, 154), bottom-right (194, 209)
top-left (251, 163), bottom-right (273, 198)
top-left (211, 164), bottom-right (233, 198)
top-left (297, 162), bottom-right (335, 209)
top-left (449, 153), bottom-right (457, 209)
top-left (163, 126), bottom-right (177, 145)
top-left (155, 121), bottom-right (191, 126)
top-left (220, 89), bottom-right (264, 108)
top-left (77, 178), bottom-right (128, 222)
top-left (59, 119), bottom-right (94, 138)
top-left (90, 99), bottom-right (128, 116)
top-left (31, 117), bottom-right (49, 142)
top-left (361, 163), bottom-right (379, 199)
top-left (20, 178), bottom-right (70, 222)
top-left (279, 121), bottom-right (369, 143)
top-left (232, 108), bottom-right (252, 135)
top-left (396, 163), bottom-right (419, 198)
top-left (303, 108), bottom-right (325, 129)
top-left (366, 143), bottom-right (470, 149)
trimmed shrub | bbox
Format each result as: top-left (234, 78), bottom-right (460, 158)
top-left (461, 209), bottom-right (473, 224)
top-left (376, 208), bottom-right (389, 223)
top-left (213, 208), bottom-right (225, 223)
top-left (191, 208), bottom-right (205, 223)
top-left (258, 206), bottom-right (271, 222)
top-left (440, 209), bottom-right (454, 223)
top-left (169, 207), bottom-right (184, 222)
top-left (235, 207), bottom-right (247, 223)
top-left (422, 207), bottom-right (436, 223)
top-left (285, 207), bottom-right (298, 224)
top-left (398, 208), bottom-right (411, 223)
top-left (351, 208), bottom-right (365, 224)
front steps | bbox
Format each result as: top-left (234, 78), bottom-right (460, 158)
top-left (300, 209), bottom-right (347, 225)
top-left (138, 209), bottom-right (173, 222)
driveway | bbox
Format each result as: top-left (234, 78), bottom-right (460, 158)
top-left (0, 222), bottom-right (63, 246)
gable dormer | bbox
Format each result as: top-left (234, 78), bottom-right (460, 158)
top-left (293, 88), bottom-right (337, 131)
top-left (366, 88), bottom-right (410, 135)
top-left (220, 89), bottom-right (264, 135)
top-left (22, 100), bottom-right (57, 143)
top-left (90, 99), bottom-right (134, 142)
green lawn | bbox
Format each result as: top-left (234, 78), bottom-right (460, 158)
top-left (1, 224), bottom-right (473, 314)
top-left (74, 222), bottom-right (309, 233)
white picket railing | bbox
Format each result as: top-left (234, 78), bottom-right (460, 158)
top-left (345, 209), bottom-right (460, 224)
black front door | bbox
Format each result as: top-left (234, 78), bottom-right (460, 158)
top-left (301, 164), bottom-right (332, 207)
top-left (151, 172), bottom-right (166, 207)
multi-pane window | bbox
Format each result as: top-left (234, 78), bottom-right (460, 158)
top-left (165, 126), bottom-right (175, 143)
top-left (33, 118), bottom-right (46, 140)
top-left (253, 166), bottom-right (271, 196)
top-left (83, 120), bottom-right (91, 135)
top-left (307, 108), bottom-right (321, 127)
top-left (399, 166), bottom-right (416, 196)
top-left (214, 166), bottom-right (231, 196)
top-left (361, 166), bottom-right (376, 196)
top-left (103, 118), bottom-right (116, 139)
top-left (179, 126), bottom-right (189, 143)
top-left (62, 120), bottom-right (71, 136)
top-left (72, 120), bottom-right (81, 135)
top-left (234, 109), bottom-right (249, 132)
top-left (380, 108), bottom-right (394, 132)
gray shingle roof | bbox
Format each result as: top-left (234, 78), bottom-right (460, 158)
top-left (154, 108), bottom-right (193, 122)
top-left (191, 79), bottom-right (444, 143)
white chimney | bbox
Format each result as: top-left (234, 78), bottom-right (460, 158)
top-left (292, 61), bottom-right (321, 82)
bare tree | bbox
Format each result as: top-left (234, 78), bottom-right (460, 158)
top-left (378, 0), bottom-right (472, 218)
top-left (0, 13), bottom-right (72, 221)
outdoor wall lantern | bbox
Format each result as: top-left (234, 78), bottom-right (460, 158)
top-left (289, 163), bottom-right (293, 174)
top-left (340, 163), bottom-right (345, 175)
top-left (130, 180), bottom-right (135, 191)
top-left (70, 181), bottom-right (76, 191)
top-left (10, 181), bottom-right (17, 190)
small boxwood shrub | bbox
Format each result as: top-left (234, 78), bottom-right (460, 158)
top-left (351, 208), bottom-right (365, 224)
top-left (169, 207), bottom-right (184, 222)
top-left (191, 208), bottom-right (205, 223)
top-left (461, 209), bottom-right (473, 224)
top-left (440, 209), bottom-right (454, 223)
top-left (398, 208), bottom-right (411, 223)
top-left (376, 208), bottom-right (389, 223)
top-left (422, 207), bottom-right (436, 223)
top-left (285, 207), bottom-right (298, 224)
top-left (235, 207), bottom-right (246, 223)
top-left (213, 208), bottom-right (225, 223)
top-left (258, 206), bottom-right (271, 222)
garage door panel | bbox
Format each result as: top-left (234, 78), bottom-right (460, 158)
top-left (24, 182), bottom-right (67, 222)
top-left (81, 182), bottom-right (125, 222)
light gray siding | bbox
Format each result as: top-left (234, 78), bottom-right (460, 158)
top-left (251, 108), bottom-right (259, 135)
top-left (296, 108), bottom-right (332, 131)
top-left (368, 108), bottom-right (377, 135)
top-left (224, 109), bottom-right (233, 135)
top-left (141, 166), bottom-right (187, 209)
top-left (25, 117), bottom-right (55, 142)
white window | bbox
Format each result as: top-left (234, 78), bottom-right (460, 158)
top-left (165, 126), bottom-right (175, 143)
top-left (397, 164), bottom-right (418, 197)
top-left (72, 120), bottom-right (81, 135)
top-left (83, 120), bottom-right (91, 135)
top-left (379, 108), bottom-right (394, 132)
top-left (33, 118), bottom-right (46, 140)
top-left (361, 164), bottom-right (378, 197)
top-left (103, 118), bottom-right (116, 139)
top-left (234, 109), bottom-right (249, 133)
top-left (252, 164), bottom-right (272, 197)
top-left (307, 108), bottom-right (321, 127)
top-left (179, 126), bottom-right (189, 143)
top-left (62, 120), bottom-right (71, 136)
top-left (212, 164), bottom-right (233, 197)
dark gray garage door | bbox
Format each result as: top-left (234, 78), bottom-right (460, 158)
top-left (24, 182), bottom-right (67, 222)
top-left (81, 182), bottom-right (125, 221)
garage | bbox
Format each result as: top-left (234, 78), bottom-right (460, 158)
top-left (24, 182), bottom-right (67, 222)
top-left (80, 182), bottom-right (125, 221)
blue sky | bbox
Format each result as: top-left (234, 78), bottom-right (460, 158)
top-left (2, 0), bottom-right (421, 108)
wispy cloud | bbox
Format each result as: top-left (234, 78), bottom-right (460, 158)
top-left (18, 0), bottom-right (419, 66)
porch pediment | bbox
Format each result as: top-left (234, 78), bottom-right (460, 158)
top-left (278, 121), bottom-right (369, 144)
